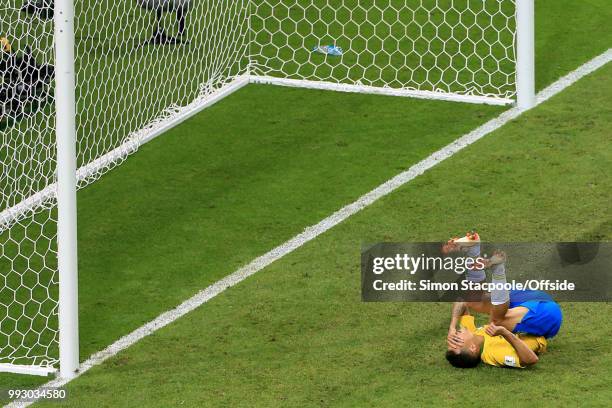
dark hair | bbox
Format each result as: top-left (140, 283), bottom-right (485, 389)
top-left (445, 350), bottom-right (480, 368)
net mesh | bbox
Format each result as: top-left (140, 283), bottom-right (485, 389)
top-left (1, 0), bottom-right (249, 369)
top-left (1, 1), bottom-right (58, 368)
top-left (1, 0), bottom-right (516, 370)
top-left (251, 0), bottom-right (517, 99)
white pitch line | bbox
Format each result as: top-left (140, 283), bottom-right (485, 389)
top-left (6, 48), bottom-right (611, 408)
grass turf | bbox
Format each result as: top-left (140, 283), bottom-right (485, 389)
top-left (0, 72), bottom-right (504, 392)
top-left (33, 56), bottom-right (612, 408)
top-left (0, 0), bottom-right (611, 404)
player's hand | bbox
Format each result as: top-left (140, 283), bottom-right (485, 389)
top-left (485, 323), bottom-right (507, 337)
top-left (447, 329), bottom-right (464, 350)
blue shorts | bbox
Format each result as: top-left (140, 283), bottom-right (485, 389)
top-left (509, 290), bottom-right (562, 338)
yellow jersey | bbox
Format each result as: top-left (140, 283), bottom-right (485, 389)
top-left (460, 315), bottom-right (547, 368)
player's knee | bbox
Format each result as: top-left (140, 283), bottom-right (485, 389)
top-left (490, 316), bottom-right (504, 325)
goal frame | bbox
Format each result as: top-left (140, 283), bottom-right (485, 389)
top-left (0, 0), bottom-right (534, 378)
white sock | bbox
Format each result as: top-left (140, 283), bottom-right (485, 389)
top-left (465, 244), bottom-right (480, 258)
top-left (465, 244), bottom-right (485, 282)
top-left (490, 263), bottom-right (509, 305)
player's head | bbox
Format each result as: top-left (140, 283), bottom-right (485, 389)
top-left (445, 327), bottom-right (481, 368)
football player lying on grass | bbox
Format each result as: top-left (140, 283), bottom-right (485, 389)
top-left (444, 249), bottom-right (563, 368)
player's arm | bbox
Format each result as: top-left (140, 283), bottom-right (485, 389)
top-left (447, 302), bottom-right (468, 349)
top-left (449, 297), bottom-right (491, 333)
top-left (449, 301), bottom-right (468, 330)
top-left (485, 323), bottom-right (539, 366)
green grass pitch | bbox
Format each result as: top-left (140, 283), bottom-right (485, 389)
top-left (29, 58), bottom-right (612, 408)
top-left (1, 0), bottom-right (612, 406)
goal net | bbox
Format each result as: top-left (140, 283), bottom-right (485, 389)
top-left (250, 0), bottom-right (517, 104)
top-left (0, 0), bottom-right (526, 376)
top-left (1, 0), bottom-right (249, 375)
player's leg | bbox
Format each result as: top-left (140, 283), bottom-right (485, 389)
top-left (443, 232), bottom-right (489, 309)
top-left (509, 291), bottom-right (563, 338)
top-left (444, 231), bottom-right (486, 283)
top-left (466, 299), bottom-right (491, 314)
top-left (488, 251), bottom-right (510, 324)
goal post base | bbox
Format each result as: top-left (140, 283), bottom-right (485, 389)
top-left (249, 76), bottom-right (514, 106)
top-left (0, 363), bottom-right (57, 377)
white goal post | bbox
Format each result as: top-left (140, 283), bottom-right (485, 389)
top-left (516, 0), bottom-right (536, 109)
top-left (55, 0), bottom-right (80, 379)
top-left (0, 0), bottom-right (534, 377)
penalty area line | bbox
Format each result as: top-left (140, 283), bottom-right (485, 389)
top-left (5, 48), bottom-right (611, 408)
